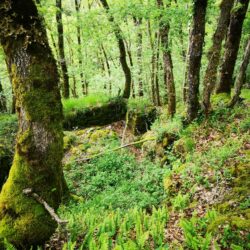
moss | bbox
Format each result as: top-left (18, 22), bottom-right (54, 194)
top-left (127, 106), bottom-right (157, 135)
top-left (63, 97), bottom-right (127, 130)
top-left (211, 93), bottom-right (231, 107)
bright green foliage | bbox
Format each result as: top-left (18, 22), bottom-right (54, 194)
top-left (59, 204), bottom-right (168, 249)
top-left (65, 150), bottom-right (167, 210)
top-left (63, 94), bottom-right (110, 116)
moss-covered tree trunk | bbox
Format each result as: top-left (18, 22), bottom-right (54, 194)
top-left (202, 0), bottom-right (234, 114)
top-left (229, 38), bottom-right (250, 107)
top-left (99, 0), bottom-right (132, 99)
top-left (56, 0), bottom-right (70, 98)
top-left (0, 0), bottom-right (65, 248)
top-left (158, 0), bottom-right (176, 117)
top-left (186, 0), bottom-right (207, 122)
top-left (216, 0), bottom-right (249, 94)
top-left (134, 17), bottom-right (144, 97)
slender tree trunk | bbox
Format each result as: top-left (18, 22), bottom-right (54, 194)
top-left (101, 44), bottom-right (112, 95)
top-left (155, 32), bottom-right (161, 106)
top-left (75, 0), bottom-right (85, 94)
top-left (56, 0), bottom-right (70, 98)
top-left (0, 80), bottom-right (7, 113)
top-left (134, 17), bottom-right (144, 97)
top-left (202, 0), bottom-right (235, 114)
top-left (158, 0), bottom-right (176, 116)
top-left (216, 0), bottom-right (249, 94)
top-left (99, 0), bottom-right (132, 99)
top-left (66, 37), bottom-right (78, 98)
top-left (148, 20), bottom-right (157, 105)
top-left (186, 0), bottom-right (208, 122)
top-left (229, 38), bottom-right (250, 107)
top-left (0, 0), bottom-right (66, 247)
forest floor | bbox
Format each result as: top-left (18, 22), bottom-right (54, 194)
top-left (0, 91), bottom-right (249, 249)
top-left (47, 90), bottom-right (250, 250)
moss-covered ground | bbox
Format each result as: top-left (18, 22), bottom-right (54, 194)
top-left (1, 90), bottom-right (249, 249)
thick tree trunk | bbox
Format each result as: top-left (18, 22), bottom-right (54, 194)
top-left (0, 80), bottom-right (7, 113)
top-left (0, 0), bottom-right (65, 247)
top-left (99, 0), bottom-right (132, 99)
top-left (186, 0), bottom-right (207, 122)
top-left (158, 0), bottom-right (176, 116)
top-left (75, 0), bottom-right (85, 95)
top-left (202, 0), bottom-right (234, 114)
top-left (216, 0), bottom-right (249, 94)
top-left (56, 0), bottom-right (70, 98)
top-left (229, 38), bottom-right (250, 107)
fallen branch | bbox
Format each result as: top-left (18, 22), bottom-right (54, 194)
top-left (23, 188), bottom-right (68, 225)
top-left (77, 137), bottom-right (155, 163)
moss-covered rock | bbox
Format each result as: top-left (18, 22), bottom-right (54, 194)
top-left (127, 106), bottom-right (157, 135)
top-left (63, 97), bottom-right (127, 130)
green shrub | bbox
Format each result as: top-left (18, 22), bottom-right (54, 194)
top-left (65, 151), bottom-right (167, 210)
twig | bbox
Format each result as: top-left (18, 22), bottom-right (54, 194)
top-left (77, 137), bottom-right (156, 163)
top-left (23, 188), bottom-right (68, 225)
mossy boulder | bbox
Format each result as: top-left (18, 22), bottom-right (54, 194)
top-left (63, 127), bottom-right (119, 167)
top-left (63, 97), bottom-right (127, 130)
top-left (142, 130), bottom-right (176, 163)
top-left (127, 106), bottom-right (157, 135)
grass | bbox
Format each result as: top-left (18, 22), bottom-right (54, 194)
top-left (62, 93), bottom-right (110, 116)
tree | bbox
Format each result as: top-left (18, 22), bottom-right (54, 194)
top-left (56, 0), bottom-right (70, 98)
top-left (216, 0), bottom-right (250, 94)
top-left (134, 17), bottom-right (144, 97)
top-left (75, 0), bottom-right (85, 96)
top-left (0, 0), bottom-right (66, 247)
top-left (186, 0), bottom-right (208, 122)
top-left (202, 0), bottom-right (234, 114)
top-left (158, 0), bottom-right (176, 116)
top-left (99, 0), bottom-right (132, 99)
top-left (229, 37), bottom-right (250, 107)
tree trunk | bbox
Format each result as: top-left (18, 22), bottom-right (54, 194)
top-left (134, 17), bottom-right (144, 97)
top-left (229, 38), bottom-right (250, 107)
top-left (56, 0), bottom-right (70, 98)
top-left (0, 80), bottom-right (7, 113)
top-left (0, 0), bottom-right (65, 247)
top-left (99, 0), bottom-right (132, 99)
top-left (216, 0), bottom-right (249, 94)
top-left (75, 0), bottom-right (85, 95)
top-left (101, 44), bottom-right (112, 95)
top-left (158, 0), bottom-right (176, 116)
top-left (155, 32), bottom-right (161, 106)
top-left (202, 0), bottom-right (235, 114)
top-left (186, 0), bottom-right (207, 122)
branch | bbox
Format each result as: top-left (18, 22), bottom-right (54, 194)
top-left (23, 188), bottom-right (68, 225)
top-left (77, 137), bottom-right (156, 163)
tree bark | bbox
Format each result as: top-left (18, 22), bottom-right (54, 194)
top-left (134, 17), bottom-right (144, 97)
top-left (229, 38), bottom-right (250, 107)
top-left (202, 0), bottom-right (234, 114)
top-left (56, 0), bottom-right (70, 98)
top-left (99, 0), bottom-right (132, 99)
top-left (101, 44), bottom-right (112, 95)
top-left (0, 0), bottom-right (65, 247)
top-left (158, 0), bottom-right (176, 116)
top-left (216, 0), bottom-right (250, 94)
top-left (75, 0), bottom-right (85, 95)
top-left (186, 0), bottom-right (207, 122)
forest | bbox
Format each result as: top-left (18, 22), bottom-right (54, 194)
top-left (0, 0), bottom-right (249, 249)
